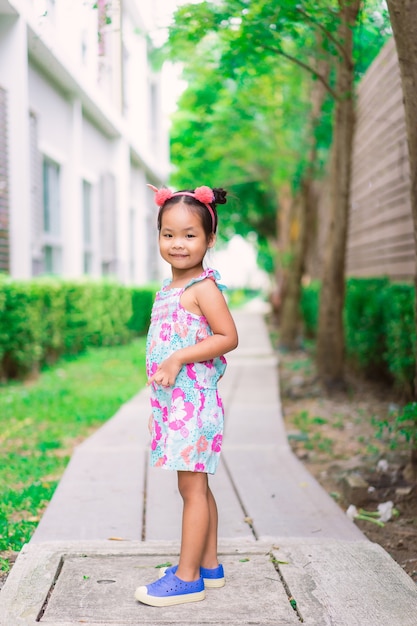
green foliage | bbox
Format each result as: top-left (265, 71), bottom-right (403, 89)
top-left (128, 286), bottom-right (157, 335)
top-left (375, 402), bottom-right (417, 453)
top-left (0, 339), bottom-right (147, 552)
top-left (384, 284), bottom-right (416, 395)
top-left (0, 279), bottom-right (155, 381)
top-left (300, 278), bottom-right (416, 395)
top-left (163, 0), bottom-right (390, 281)
top-left (300, 280), bottom-right (320, 337)
top-left (344, 278), bottom-right (390, 372)
top-left (226, 288), bottom-right (264, 309)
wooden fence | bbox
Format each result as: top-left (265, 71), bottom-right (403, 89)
top-left (346, 37), bottom-right (414, 281)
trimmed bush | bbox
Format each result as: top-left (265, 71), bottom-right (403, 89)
top-left (0, 278), bottom-right (156, 380)
top-left (300, 277), bottom-right (416, 395)
top-left (129, 286), bottom-right (157, 335)
top-left (300, 280), bottom-right (320, 337)
top-left (344, 278), bottom-right (389, 373)
top-left (384, 283), bottom-right (416, 395)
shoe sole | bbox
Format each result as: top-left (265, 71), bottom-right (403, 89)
top-left (134, 586), bottom-right (205, 607)
top-left (205, 577), bottom-right (225, 588)
top-left (158, 567), bottom-right (225, 589)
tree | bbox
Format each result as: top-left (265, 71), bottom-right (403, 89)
top-left (165, 0), bottom-right (389, 384)
top-left (386, 0), bottom-right (417, 397)
top-left (167, 24), bottom-right (312, 271)
top-left (279, 57), bottom-right (330, 349)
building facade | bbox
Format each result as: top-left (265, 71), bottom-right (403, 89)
top-left (0, 0), bottom-right (169, 284)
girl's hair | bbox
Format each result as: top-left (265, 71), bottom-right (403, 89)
top-left (157, 188), bottom-right (227, 237)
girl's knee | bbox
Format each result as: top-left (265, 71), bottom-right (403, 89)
top-left (177, 471), bottom-right (208, 499)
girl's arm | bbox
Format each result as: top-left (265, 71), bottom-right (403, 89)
top-left (147, 279), bottom-right (238, 387)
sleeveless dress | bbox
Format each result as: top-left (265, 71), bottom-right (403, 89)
top-left (146, 268), bottom-right (227, 475)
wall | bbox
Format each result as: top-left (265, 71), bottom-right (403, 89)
top-left (346, 37), bottom-right (414, 281)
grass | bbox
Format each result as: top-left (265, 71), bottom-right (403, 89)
top-left (0, 339), bottom-right (147, 558)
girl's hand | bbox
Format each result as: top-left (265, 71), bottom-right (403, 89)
top-left (148, 414), bottom-right (154, 435)
top-left (147, 354), bottom-right (182, 388)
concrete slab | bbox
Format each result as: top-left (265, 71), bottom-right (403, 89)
top-left (31, 393), bottom-right (151, 543)
top-left (0, 540), bottom-right (296, 626)
top-left (271, 540), bottom-right (417, 626)
top-left (2, 539), bottom-right (417, 626)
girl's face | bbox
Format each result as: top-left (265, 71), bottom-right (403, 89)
top-left (159, 202), bottom-right (215, 274)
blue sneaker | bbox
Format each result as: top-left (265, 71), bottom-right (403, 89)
top-left (135, 569), bottom-right (205, 606)
top-left (159, 563), bottom-right (225, 588)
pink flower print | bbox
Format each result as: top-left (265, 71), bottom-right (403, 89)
top-left (172, 310), bottom-right (189, 337)
top-left (155, 455), bottom-right (167, 467)
top-left (186, 364), bottom-right (197, 381)
top-left (169, 419), bottom-right (185, 431)
top-left (151, 396), bottom-right (162, 410)
top-left (216, 393), bottom-right (223, 409)
top-left (212, 434), bottom-right (223, 453)
top-left (171, 388), bottom-right (194, 422)
top-left (194, 463), bottom-right (205, 472)
top-left (174, 323), bottom-right (188, 338)
top-left (160, 323), bottom-right (171, 342)
top-left (181, 445), bottom-right (193, 466)
top-left (148, 361), bottom-right (158, 379)
top-left (198, 391), bottom-right (206, 413)
top-left (196, 327), bottom-right (210, 341)
top-left (162, 406), bottom-right (168, 422)
top-left (196, 435), bottom-right (208, 453)
top-left (180, 425), bottom-right (189, 438)
top-left (151, 420), bottom-right (162, 450)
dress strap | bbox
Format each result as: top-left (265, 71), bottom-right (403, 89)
top-left (184, 268), bottom-right (226, 292)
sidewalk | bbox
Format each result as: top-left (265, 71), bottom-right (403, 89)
top-left (1, 310), bottom-right (417, 625)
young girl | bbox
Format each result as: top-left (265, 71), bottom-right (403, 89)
top-left (135, 185), bottom-right (238, 607)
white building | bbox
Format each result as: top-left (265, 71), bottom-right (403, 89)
top-left (0, 0), bottom-right (169, 284)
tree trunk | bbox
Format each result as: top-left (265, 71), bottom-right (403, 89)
top-left (386, 0), bottom-right (417, 401)
top-left (279, 182), bottom-right (317, 349)
top-left (316, 0), bottom-right (360, 389)
top-left (272, 184), bottom-right (292, 318)
top-left (279, 60), bottom-right (329, 349)
top-left (279, 192), bottom-right (305, 348)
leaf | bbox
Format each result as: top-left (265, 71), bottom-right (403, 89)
top-left (155, 562), bottom-right (173, 569)
top-left (239, 558), bottom-right (250, 562)
top-left (107, 536), bottom-right (126, 541)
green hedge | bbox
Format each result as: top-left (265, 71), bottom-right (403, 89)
top-left (0, 277), bottom-right (156, 380)
top-left (300, 278), bottom-right (416, 394)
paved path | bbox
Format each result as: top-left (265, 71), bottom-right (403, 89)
top-left (1, 310), bottom-right (417, 625)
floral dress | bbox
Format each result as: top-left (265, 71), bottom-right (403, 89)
top-left (146, 268), bottom-right (227, 474)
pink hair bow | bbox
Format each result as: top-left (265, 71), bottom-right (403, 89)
top-left (147, 184), bottom-right (214, 207)
top-left (147, 184), bottom-right (216, 230)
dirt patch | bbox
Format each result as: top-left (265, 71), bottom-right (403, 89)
top-left (276, 334), bottom-right (417, 583)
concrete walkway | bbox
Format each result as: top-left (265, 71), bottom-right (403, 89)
top-left (1, 310), bottom-right (417, 625)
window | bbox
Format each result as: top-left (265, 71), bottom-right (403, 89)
top-left (29, 112), bottom-right (43, 275)
top-left (43, 157), bottom-right (60, 235)
top-left (99, 172), bottom-right (117, 276)
top-left (128, 207), bottom-right (135, 281)
top-left (42, 157), bottom-right (62, 274)
top-left (82, 180), bottom-right (93, 274)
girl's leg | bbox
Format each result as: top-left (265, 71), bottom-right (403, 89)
top-left (176, 471), bottom-right (219, 581)
top-left (201, 486), bottom-right (219, 569)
